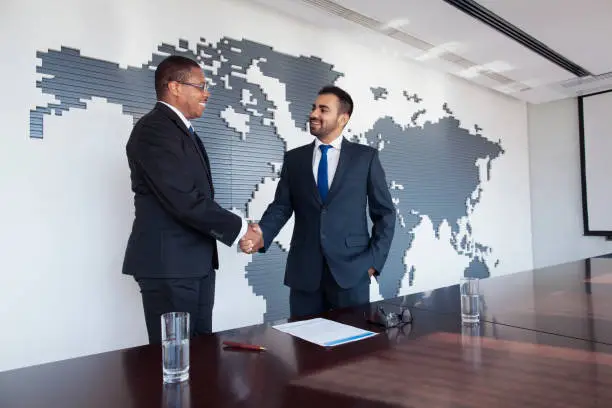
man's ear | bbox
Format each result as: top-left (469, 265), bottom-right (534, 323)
top-left (339, 113), bottom-right (349, 128)
top-left (167, 81), bottom-right (179, 97)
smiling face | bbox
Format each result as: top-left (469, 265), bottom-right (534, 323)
top-left (309, 93), bottom-right (349, 143)
top-left (166, 67), bottom-right (210, 120)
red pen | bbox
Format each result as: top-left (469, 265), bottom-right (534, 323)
top-left (222, 340), bottom-right (267, 351)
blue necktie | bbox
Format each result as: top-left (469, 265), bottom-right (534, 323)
top-left (317, 144), bottom-right (332, 202)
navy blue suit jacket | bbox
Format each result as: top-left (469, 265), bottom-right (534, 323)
top-left (258, 138), bottom-right (396, 291)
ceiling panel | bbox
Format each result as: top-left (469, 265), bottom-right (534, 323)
top-left (239, 0), bottom-right (612, 103)
top-left (477, 0), bottom-right (612, 75)
top-left (332, 0), bottom-right (574, 86)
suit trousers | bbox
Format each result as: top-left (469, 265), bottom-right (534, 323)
top-left (289, 260), bottom-right (370, 319)
top-left (135, 271), bottom-right (216, 344)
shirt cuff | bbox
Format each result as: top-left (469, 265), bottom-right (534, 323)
top-left (231, 218), bottom-right (248, 247)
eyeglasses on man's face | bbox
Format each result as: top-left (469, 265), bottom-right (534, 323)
top-left (177, 81), bottom-right (209, 92)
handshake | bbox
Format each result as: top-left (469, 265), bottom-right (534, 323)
top-left (239, 223), bottom-right (264, 254)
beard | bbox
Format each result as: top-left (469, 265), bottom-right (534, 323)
top-left (309, 119), bottom-right (334, 138)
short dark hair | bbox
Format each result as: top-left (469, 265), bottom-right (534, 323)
top-left (318, 85), bottom-right (353, 117)
top-left (154, 55), bottom-right (201, 99)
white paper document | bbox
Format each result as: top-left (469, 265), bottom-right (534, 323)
top-left (272, 318), bottom-right (377, 347)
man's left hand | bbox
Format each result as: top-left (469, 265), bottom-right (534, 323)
top-left (368, 267), bottom-right (376, 277)
top-left (239, 223), bottom-right (263, 254)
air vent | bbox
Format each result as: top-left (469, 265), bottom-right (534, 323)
top-left (386, 29), bottom-right (432, 50)
top-left (560, 72), bottom-right (612, 89)
top-left (300, 0), bottom-right (433, 50)
top-left (548, 71), bottom-right (612, 97)
top-left (485, 71), bottom-right (514, 85)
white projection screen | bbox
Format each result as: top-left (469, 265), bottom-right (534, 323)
top-left (579, 89), bottom-right (612, 235)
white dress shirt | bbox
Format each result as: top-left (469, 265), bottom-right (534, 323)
top-left (313, 135), bottom-right (344, 189)
top-left (158, 101), bottom-right (247, 246)
top-left (159, 101), bottom-right (192, 130)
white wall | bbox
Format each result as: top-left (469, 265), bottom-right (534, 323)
top-left (0, 0), bottom-right (533, 372)
top-left (528, 98), bottom-right (612, 268)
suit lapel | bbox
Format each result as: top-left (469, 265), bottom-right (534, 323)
top-left (181, 125), bottom-right (213, 191)
top-left (325, 137), bottom-right (351, 203)
top-left (303, 142), bottom-right (322, 204)
top-left (155, 103), bottom-right (214, 196)
top-left (191, 129), bottom-right (215, 196)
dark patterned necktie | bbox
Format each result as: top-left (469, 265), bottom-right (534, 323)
top-left (188, 126), bottom-right (207, 160)
top-left (187, 126), bottom-right (214, 194)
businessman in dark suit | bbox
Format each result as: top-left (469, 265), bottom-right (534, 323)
top-left (122, 55), bottom-right (247, 344)
top-left (240, 86), bottom-right (396, 318)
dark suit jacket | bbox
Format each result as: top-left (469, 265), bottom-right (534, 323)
top-left (258, 138), bottom-right (396, 291)
top-left (122, 102), bottom-right (242, 279)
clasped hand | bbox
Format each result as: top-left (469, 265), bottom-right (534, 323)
top-left (239, 223), bottom-right (263, 254)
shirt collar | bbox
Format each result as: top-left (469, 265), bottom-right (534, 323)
top-left (314, 134), bottom-right (344, 151)
top-left (158, 101), bottom-right (193, 131)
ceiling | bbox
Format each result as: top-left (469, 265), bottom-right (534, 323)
top-left (244, 0), bottom-right (612, 104)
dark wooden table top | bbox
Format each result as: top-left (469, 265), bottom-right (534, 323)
top-left (4, 256), bottom-right (612, 407)
top-left (387, 257), bottom-right (612, 344)
top-left (3, 303), bottom-right (612, 407)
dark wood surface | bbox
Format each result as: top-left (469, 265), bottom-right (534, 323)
top-left (387, 257), bottom-right (612, 344)
top-left (4, 257), bottom-right (612, 407)
top-left (290, 323), bottom-right (612, 407)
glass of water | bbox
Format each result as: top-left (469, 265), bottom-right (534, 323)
top-left (460, 277), bottom-right (480, 324)
top-left (161, 312), bottom-right (190, 383)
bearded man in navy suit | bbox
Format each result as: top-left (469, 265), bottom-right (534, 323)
top-left (240, 86), bottom-right (396, 318)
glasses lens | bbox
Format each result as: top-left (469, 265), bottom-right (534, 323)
top-left (401, 308), bottom-right (412, 323)
top-left (386, 312), bottom-right (400, 328)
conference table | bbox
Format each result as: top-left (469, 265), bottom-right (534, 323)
top-left (387, 256), bottom-right (612, 344)
top-left (3, 257), bottom-right (612, 407)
